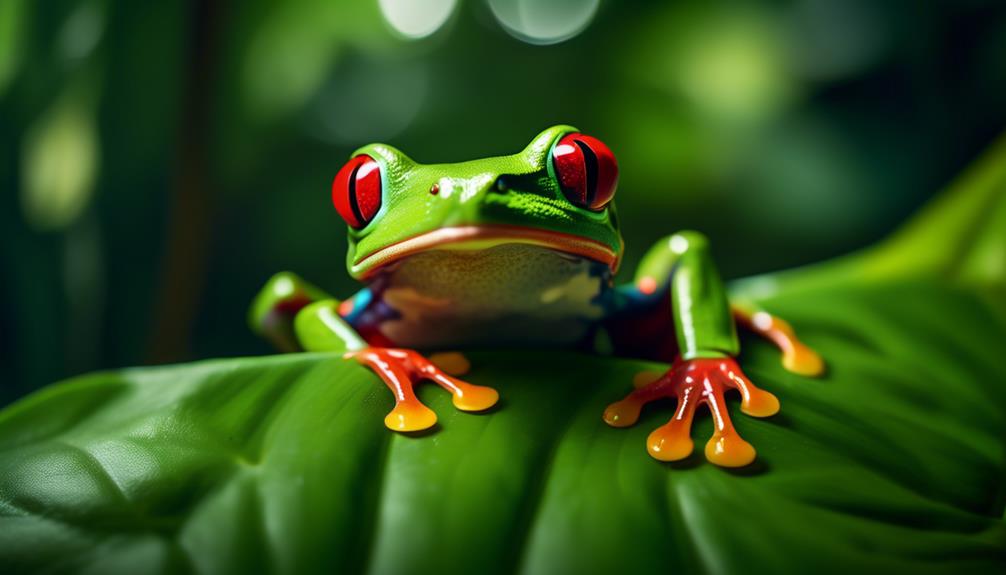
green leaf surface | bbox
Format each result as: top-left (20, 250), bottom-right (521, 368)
top-left (2, 139), bottom-right (1006, 573)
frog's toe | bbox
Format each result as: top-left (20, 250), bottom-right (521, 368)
top-left (603, 399), bottom-right (644, 427)
top-left (412, 351), bottom-right (500, 413)
top-left (782, 343), bottom-right (825, 377)
top-left (705, 431), bottom-right (757, 467)
top-left (702, 364), bottom-right (760, 467)
top-left (450, 383), bottom-right (499, 412)
top-left (385, 401), bottom-right (438, 432)
top-left (604, 372), bottom-right (675, 428)
top-left (720, 363), bottom-right (780, 417)
top-left (646, 381), bottom-right (700, 460)
top-left (647, 420), bottom-right (695, 461)
top-left (741, 389), bottom-right (780, 418)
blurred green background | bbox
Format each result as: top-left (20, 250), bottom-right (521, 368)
top-left (1, 0), bottom-right (1004, 404)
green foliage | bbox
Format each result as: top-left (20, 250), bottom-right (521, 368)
top-left (1, 140), bottom-right (1005, 573)
top-left (0, 284), bottom-right (1003, 574)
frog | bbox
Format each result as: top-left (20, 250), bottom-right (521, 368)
top-left (249, 125), bottom-right (824, 467)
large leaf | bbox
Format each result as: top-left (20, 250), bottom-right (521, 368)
top-left (2, 137), bottom-right (1005, 573)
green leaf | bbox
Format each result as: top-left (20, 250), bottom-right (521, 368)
top-left (2, 139), bottom-right (1006, 573)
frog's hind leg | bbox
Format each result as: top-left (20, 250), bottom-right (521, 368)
top-left (732, 304), bottom-right (825, 376)
top-left (249, 272), bottom-right (334, 352)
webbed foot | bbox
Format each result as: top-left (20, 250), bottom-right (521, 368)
top-left (345, 348), bottom-right (498, 432)
top-left (604, 357), bottom-right (778, 467)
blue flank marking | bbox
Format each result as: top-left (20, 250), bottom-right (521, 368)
top-left (604, 281), bottom-right (669, 317)
top-left (588, 260), bottom-right (670, 318)
top-left (341, 288), bottom-right (372, 323)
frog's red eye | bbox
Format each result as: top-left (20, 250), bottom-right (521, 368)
top-left (551, 133), bottom-right (618, 211)
top-left (332, 155), bottom-right (382, 229)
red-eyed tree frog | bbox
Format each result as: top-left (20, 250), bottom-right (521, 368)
top-left (250, 125), bottom-right (824, 467)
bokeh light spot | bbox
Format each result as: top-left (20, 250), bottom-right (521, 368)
top-left (787, 0), bottom-right (886, 81)
top-left (243, 4), bottom-right (337, 121)
top-left (624, 5), bottom-right (795, 127)
top-left (488, 0), bottom-right (599, 45)
top-left (59, 1), bottom-right (104, 61)
top-left (379, 0), bottom-right (456, 39)
top-left (675, 14), bottom-right (792, 123)
top-left (309, 57), bottom-right (428, 144)
top-left (21, 90), bottom-right (100, 231)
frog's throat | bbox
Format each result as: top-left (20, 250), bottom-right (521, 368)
top-left (351, 224), bottom-right (622, 280)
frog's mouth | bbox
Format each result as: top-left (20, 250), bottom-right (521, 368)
top-left (352, 224), bottom-right (622, 279)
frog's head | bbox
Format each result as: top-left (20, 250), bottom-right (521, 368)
top-left (331, 125), bottom-right (623, 280)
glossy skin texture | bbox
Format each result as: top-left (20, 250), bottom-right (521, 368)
top-left (339, 125), bottom-right (622, 280)
top-left (250, 126), bottom-right (823, 466)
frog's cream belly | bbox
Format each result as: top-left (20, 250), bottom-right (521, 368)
top-left (373, 244), bottom-right (608, 349)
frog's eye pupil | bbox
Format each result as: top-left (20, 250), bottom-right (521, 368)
top-left (551, 133), bottom-right (618, 211)
top-left (332, 155), bottom-right (382, 228)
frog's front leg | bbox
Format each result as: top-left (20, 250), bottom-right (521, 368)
top-left (251, 272), bottom-right (498, 432)
top-left (341, 347), bottom-right (498, 431)
top-left (603, 232), bottom-right (780, 467)
top-left (295, 301), bottom-right (499, 432)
